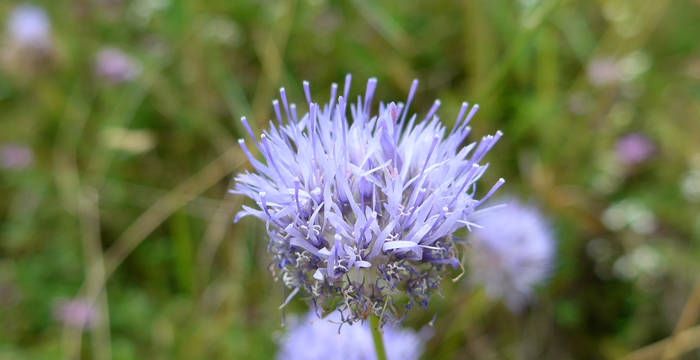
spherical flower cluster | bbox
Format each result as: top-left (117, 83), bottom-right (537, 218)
top-left (277, 311), bottom-right (428, 360)
top-left (233, 75), bottom-right (504, 324)
top-left (467, 199), bottom-right (555, 311)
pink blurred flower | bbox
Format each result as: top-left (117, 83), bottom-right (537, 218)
top-left (587, 56), bottom-right (622, 86)
top-left (0, 143), bottom-right (33, 170)
top-left (615, 133), bottom-right (654, 166)
top-left (95, 47), bottom-right (141, 84)
top-left (54, 298), bottom-right (98, 329)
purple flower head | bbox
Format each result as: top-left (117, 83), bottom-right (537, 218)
top-left (6, 4), bottom-right (52, 49)
top-left (277, 311), bottom-right (429, 360)
top-left (95, 47), bottom-right (141, 84)
top-left (233, 75), bottom-right (504, 324)
top-left (615, 133), bottom-right (654, 166)
top-left (54, 298), bottom-right (98, 329)
top-left (468, 199), bottom-right (555, 311)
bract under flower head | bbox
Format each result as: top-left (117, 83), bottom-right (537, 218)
top-left (468, 199), bottom-right (555, 311)
top-left (233, 75), bottom-right (504, 325)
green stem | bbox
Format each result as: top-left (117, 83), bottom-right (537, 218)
top-left (369, 314), bottom-right (387, 360)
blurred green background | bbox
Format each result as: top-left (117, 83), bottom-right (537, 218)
top-left (1, 0), bottom-right (699, 359)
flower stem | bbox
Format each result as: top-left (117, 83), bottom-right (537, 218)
top-left (369, 314), bottom-right (387, 360)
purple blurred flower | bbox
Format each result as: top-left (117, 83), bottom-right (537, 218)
top-left (233, 75), bottom-right (504, 324)
top-left (468, 199), bottom-right (555, 311)
top-left (615, 133), bottom-right (654, 166)
top-left (6, 4), bottom-right (52, 49)
top-left (277, 311), bottom-right (428, 360)
top-left (0, 143), bottom-right (33, 170)
top-left (95, 47), bottom-right (141, 84)
top-left (54, 298), bottom-right (98, 329)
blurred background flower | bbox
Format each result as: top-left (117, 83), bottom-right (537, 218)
top-left (6, 4), bottom-right (51, 48)
top-left (467, 199), bottom-right (555, 311)
top-left (277, 311), bottom-right (429, 360)
top-left (587, 56), bottom-right (623, 87)
top-left (0, 143), bottom-right (33, 170)
top-left (53, 298), bottom-right (98, 329)
top-left (94, 47), bottom-right (141, 84)
top-left (1, 4), bottom-right (54, 76)
top-left (615, 133), bottom-right (654, 166)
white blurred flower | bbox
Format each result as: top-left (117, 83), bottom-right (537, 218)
top-left (619, 51), bottom-right (651, 82)
top-left (681, 169), bottom-right (700, 202)
top-left (587, 52), bottom-right (649, 87)
top-left (613, 245), bottom-right (661, 280)
top-left (601, 199), bottom-right (657, 235)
